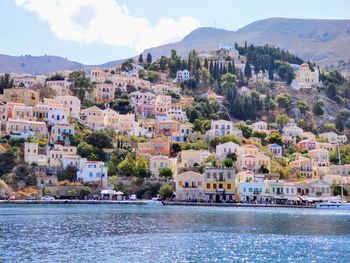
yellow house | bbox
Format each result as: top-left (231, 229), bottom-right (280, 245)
top-left (55, 95), bottom-right (81, 119)
top-left (103, 108), bottom-right (119, 128)
top-left (12, 105), bottom-right (33, 120)
top-left (295, 63), bottom-right (319, 88)
top-left (204, 167), bottom-right (236, 202)
top-left (94, 83), bottom-right (115, 103)
top-left (116, 113), bottom-right (135, 133)
top-left (179, 149), bottom-right (203, 169)
top-left (50, 123), bottom-right (74, 143)
top-left (175, 171), bottom-right (204, 201)
top-left (3, 88), bottom-right (39, 106)
top-left (149, 155), bottom-right (177, 179)
top-left (81, 106), bottom-right (104, 130)
top-left (6, 118), bottom-right (48, 138)
top-left (24, 142), bottom-right (48, 166)
top-left (49, 145), bottom-right (77, 167)
top-left (237, 145), bottom-right (271, 172)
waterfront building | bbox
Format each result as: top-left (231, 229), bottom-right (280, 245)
top-left (175, 171), bottom-right (204, 201)
top-left (204, 167), bottom-right (236, 202)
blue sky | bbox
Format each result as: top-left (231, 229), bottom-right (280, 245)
top-left (2, 0), bottom-right (350, 65)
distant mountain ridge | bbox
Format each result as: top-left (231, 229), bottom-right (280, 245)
top-left (142, 18), bottom-right (350, 72)
top-left (2, 17), bottom-right (350, 74)
top-left (0, 54), bottom-right (124, 75)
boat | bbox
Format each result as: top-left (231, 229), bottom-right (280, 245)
top-left (144, 197), bottom-right (163, 205)
top-left (316, 201), bottom-right (350, 210)
top-left (316, 142), bottom-right (350, 210)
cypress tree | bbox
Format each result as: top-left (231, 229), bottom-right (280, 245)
top-left (244, 61), bottom-right (252, 79)
top-left (138, 54), bottom-right (143, 64)
top-left (204, 57), bottom-right (209, 68)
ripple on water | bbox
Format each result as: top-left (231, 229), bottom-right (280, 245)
top-left (1, 204), bottom-right (350, 263)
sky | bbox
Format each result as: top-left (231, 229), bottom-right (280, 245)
top-left (1, 0), bottom-right (350, 65)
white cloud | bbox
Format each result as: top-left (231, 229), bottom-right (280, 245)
top-left (15, 0), bottom-right (200, 52)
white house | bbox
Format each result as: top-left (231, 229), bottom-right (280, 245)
top-left (176, 70), bottom-right (190, 82)
top-left (237, 181), bottom-right (265, 202)
top-left (283, 125), bottom-right (303, 137)
top-left (55, 95), bottom-right (81, 119)
top-left (268, 144), bottom-right (283, 158)
top-left (207, 120), bottom-right (241, 138)
top-left (251, 121), bottom-right (268, 131)
top-left (48, 108), bottom-right (68, 125)
top-left (216, 141), bottom-right (240, 160)
top-left (77, 159), bottom-right (108, 187)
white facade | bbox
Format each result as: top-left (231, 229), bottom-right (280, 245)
top-left (176, 70), bottom-right (190, 82)
top-left (48, 108), bottom-right (68, 125)
top-left (55, 95), bottom-right (81, 119)
top-left (216, 141), bottom-right (240, 160)
top-left (77, 159), bottom-right (108, 186)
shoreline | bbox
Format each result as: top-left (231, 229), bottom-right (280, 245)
top-left (0, 200), bottom-right (315, 208)
top-left (162, 201), bottom-right (315, 208)
top-left (0, 200), bottom-right (146, 205)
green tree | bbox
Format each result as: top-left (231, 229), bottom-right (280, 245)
top-left (312, 100), bottom-right (324, 116)
top-left (138, 54), bottom-right (143, 64)
top-left (267, 133), bottom-right (283, 145)
top-left (244, 61), bottom-right (252, 79)
top-left (159, 167), bottom-right (173, 179)
top-left (223, 158), bottom-right (233, 168)
top-left (238, 124), bottom-right (252, 138)
top-left (77, 142), bottom-right (94, 158)
top-left (146, 53), bottom-right (152, 64)
top-left (86, 131), bottom-right (113, 149)
top-left (68, 71), bottom-right (94, 101)
top-left (80, 187), bottom-right (92, 198)
top-left (276, 114), bottom-right (291, 130)
top-left (0, 73), bottom-right (14, 93)
top-left (110, 99), bottom-right (134, 114)
top-left (57, 165), bottom-right (77, 182)
top-left (297, 101), bottom-right (310, 116)
top-left (275, 94), bottom-right (291, 112)
top-left (159, 184), bottom-right (173, 199)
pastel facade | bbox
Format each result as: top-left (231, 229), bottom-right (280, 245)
top-left (179, 149), bottom-right (204, 169)
top-left (216, 141), bottom-right (240, 160)
top-left (94, 83), bottom-right (115, 103)
top-left (51, 123), bottom-right (74, 143)
top-left (24, 142), bottom-right (48, 166)
top-left (149, 156), bottom-right (177, 179)
top-left (6, 118), bottom-right (48, 138)
top-left (81, 106), bottom-right (104, 130)
top-left (55, 95), bottom-right (81, 119)
top-left (176, 70), bottom-right (190, 82)
top-left (268, 143), bottom-right (283, 158)
top-left (3, 88), bottom-right (39, 106)
top-left (77, 159), bottom-right (108, 186)
top-left (138, 137), bottom-right (171, 157)
top-left (175, 171), bottom-right (204, 201)
top-left (204, 168), bottom-right (236, 202)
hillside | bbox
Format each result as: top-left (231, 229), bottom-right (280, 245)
top-left (0, 54), bottom-right (123, 75)
top-left (143, 18), bottom-right (350, 74)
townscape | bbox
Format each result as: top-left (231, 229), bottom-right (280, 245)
top-left (1, 44), bottom-right (350, 205)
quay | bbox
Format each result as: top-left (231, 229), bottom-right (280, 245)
top-left (162, 201), bottom-right (315, 208)
top-left (0, 200), bottom-right (146, 205)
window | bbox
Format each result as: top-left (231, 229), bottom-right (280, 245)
top-left (249, 188), bottom-right (252, 192)
top-left (89, 172), bottom-right (93, 177)
top-left (206, 183), bottom-right (210, 189)
top-left (213, 183), bottom-right (217, 189)
top-left (227, 184), bottom-right (231, 190)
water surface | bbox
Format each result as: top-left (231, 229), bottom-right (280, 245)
top-left (1, 204), bottom-right (350, 262)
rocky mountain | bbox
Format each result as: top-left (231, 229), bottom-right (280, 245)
top-left (0, 54), bottom-right (123, 75)
top-left (143, 18), bottom-right (350, 73)
top-left (2, 18), bottom-right (350, 75)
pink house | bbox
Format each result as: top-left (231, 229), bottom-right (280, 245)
top-left (297, 139), bottom-right (316, 151)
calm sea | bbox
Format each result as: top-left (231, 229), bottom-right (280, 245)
top-left (1, 204), bottom-right (350, 262)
